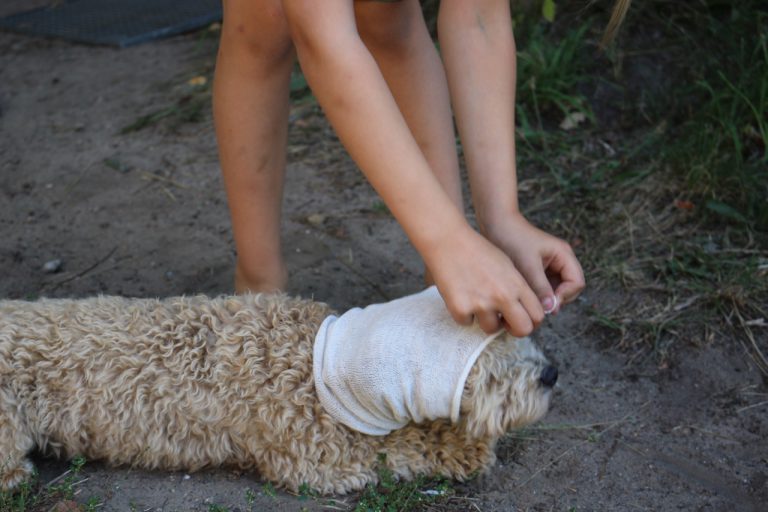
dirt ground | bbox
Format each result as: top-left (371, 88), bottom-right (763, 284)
top-left (1, 24), bottom-right (766, 512)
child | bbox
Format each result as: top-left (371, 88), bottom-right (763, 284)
top-left (213, 0), bottom-right (588, 336)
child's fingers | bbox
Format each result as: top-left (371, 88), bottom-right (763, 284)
top-left (444, 299), bottom-right (475, 327)
top-left (500, 300), bottom-right (535, 337)
top-left (474, 309), bottom-right (502, 334)
top-left (515, 257), bottom-right (557, 313)
top-left (555, 278), bottom-right (584, 305)
top-left (514, 282), bottom-right (545, 326)
top-left (548, 251), bottom-right (585, 304)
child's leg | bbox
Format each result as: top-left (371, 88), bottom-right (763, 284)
top-left (354, 0), bottom-right (463, 284)
top-left (213, 0), bottom-right (295, 293)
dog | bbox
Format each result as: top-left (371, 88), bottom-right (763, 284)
top-left (0, 292), bottom-right (556, 494)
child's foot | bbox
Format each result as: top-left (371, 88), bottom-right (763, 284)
top-left (234, 262), bottom-right (288, 294)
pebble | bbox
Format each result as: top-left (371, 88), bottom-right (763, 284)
top-left (42, 259), bottom-right (62, 273)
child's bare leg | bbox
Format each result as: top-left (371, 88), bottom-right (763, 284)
top-left (213, 0), bottom-right (295, 293)
top-left (354, 0), bottom-right (462, 284)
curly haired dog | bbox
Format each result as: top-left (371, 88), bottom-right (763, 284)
top-left (0, 293), bottom-right (555, 494)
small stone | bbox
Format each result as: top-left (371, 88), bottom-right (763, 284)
top-left (42, 259), bottom-right (62, 273)
top-left (307, 213), bottom-right (326, 226)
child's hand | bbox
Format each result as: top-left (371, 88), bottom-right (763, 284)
top-left (482, 212), bottom-right (585, 315)
top-left (425, 225), bottom-right (546, 336)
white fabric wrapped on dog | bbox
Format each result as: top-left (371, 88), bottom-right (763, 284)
top-left (313, 286), bottom-right (504, 436)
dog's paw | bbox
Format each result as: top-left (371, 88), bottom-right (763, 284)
top-left (0, 459), bottom-right (35, 490)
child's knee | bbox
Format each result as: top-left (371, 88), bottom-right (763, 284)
top-left (356, 0), bottom-right (422, 53)
top-left (220, 1), bottom-right (294, 64)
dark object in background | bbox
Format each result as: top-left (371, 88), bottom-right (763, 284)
top-left (0, 0), bottom-right (221, 47)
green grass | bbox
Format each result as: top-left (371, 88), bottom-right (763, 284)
top-left (120, 91), bottom-right (209, 134)
top-left (681, 68), bottom-right (766, 222)
top-left (353, 454), bottom-right (453, 512)
top-left (0, 456), bottom-right (96, 512)
top-left (506, 1), bottom-right (768, 371)
top-left (0, 477), bottom-right (37, 512)
top-left (516, 22), bottom-right (593, 129)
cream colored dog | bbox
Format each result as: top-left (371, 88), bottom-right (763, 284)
top-left (0, 293), bottom-right (555, 494)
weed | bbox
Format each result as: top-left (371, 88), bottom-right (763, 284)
top-left (83, 496), bottom-right (101, 512)
top-left (353, 454), bottom-right (453, 512)
top-left (207, 504), bottom-right (229, 512)
top-left (244, 488), bottom-right (257, 509)
top-left (261, 481), bottom-right (276, 498)
top-left (297, 482), bottom-right (318, 501)
top-left (0, 456), bottom-right (93, 512)
top-left (517, 23), bottom-right (593, 133)
top-left (120, 62), bottom-right (214, 135)
top-left (120, 93), bottom-right (209, 134)
top-left (0, 476), bottom-right (39, 512)
top-left (49, 455), bottom-right (87, 500)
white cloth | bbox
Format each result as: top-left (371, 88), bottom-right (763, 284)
top-left (313, 286), bottom-right (504, 436)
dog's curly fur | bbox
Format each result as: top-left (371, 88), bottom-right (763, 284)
top-left (0, 293), bottom-right (552, 494)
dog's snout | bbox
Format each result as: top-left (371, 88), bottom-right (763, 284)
top-left (539, 365), bottom-right (558, 388)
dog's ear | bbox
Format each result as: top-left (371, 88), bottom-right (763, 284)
top-left (459, 339), bottom-right (552, 440)
top-left (459, 349), bottom-right (509, 439)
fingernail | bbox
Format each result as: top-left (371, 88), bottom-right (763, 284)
top-left (542, 295), bottom-right (558, 315)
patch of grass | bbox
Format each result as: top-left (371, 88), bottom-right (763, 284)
top-left (82, 496), bottom-right (101, 512)
top-left (297, 482), bottom-right (319, 501)
top-left (0, 456), bottom-right (96, 512)
top-left (48, 455), bottom-right (86, 500)
top-left (508, 2), bottom-right (767, 372)
top-left (244, 488), bottom-right (257, 510)
top-left (574, 174), bottom-right (768, 366)
top-left (0, 476), bottom-right (38, 512)
top-left (353, 454), bottom-right (453, 512)
top-left (661, 2), bottom-right (768, 229)
top-left (120, 93), bottom-right (209, 134)
top-left (120, 64), bottom-right (213, 135)
top-left (261, 481), bottom-right (277, 498)
top-left (517, 22), bottom-right (593, 129)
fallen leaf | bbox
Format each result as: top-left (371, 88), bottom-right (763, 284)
top-left (674, 199), bottom-right (694, 210)
top-left (542, 0), bottom-right (557, 22)
top-left (187, 76), bottom-right (207, 87)
top-left (559, 111), bottom-right (586, 131)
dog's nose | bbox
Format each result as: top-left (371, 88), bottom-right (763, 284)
top-left (540, 365), bottom-right (558, 388)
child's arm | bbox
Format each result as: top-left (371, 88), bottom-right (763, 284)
top-left (281, 0), bottom-right (544, 335)
top-left (438, 0), bottom-right (585, 311)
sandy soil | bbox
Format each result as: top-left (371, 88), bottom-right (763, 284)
top-left (1, 27), bottom-right (766, 512)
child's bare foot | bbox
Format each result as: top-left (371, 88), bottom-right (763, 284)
top-left (234, 262), bottom-right (288, 294)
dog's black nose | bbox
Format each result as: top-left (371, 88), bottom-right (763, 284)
top-left (540, 365), bottom-right (558, 388)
